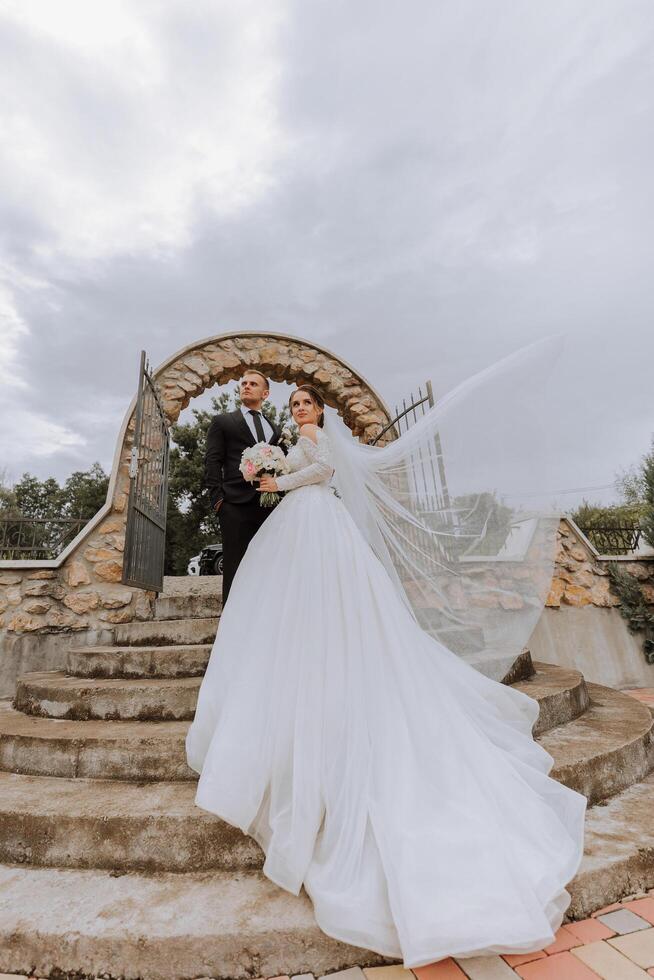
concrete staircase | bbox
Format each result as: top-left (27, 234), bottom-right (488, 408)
top-left (1, 575), bottom-right (654, 979)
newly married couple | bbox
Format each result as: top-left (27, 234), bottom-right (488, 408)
top-left (185, 341), bottom-right (587, 968)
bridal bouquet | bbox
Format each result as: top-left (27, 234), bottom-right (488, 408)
top-left (240, 442), bottom-right (290, 508)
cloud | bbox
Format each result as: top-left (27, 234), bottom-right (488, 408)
top-left (0, 0), bottom-right (653, 506)
top-left (0, 0), bottom-right (291, 261)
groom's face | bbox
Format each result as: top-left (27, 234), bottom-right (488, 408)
top-left (239, 373), bottom-right (269, 409)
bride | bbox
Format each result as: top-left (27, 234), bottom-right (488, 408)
top-left (185, 337), bottom-right (587, 968)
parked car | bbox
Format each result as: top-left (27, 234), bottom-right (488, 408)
top-left (199, 544), bottom-right (224, 576)
top-left (187, 553), bottom-right (201, 576)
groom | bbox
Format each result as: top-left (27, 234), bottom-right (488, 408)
top-left (204, 370), bottom-right (285, 604)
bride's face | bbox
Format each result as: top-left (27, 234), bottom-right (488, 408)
top-left (291, 391), bottom-right (321, 426)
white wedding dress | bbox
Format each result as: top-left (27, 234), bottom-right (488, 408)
top-left (185, 424), bottom-right (587, 968)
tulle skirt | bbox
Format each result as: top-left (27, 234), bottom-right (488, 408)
top-left (185, 482), bottom-right (587, 967)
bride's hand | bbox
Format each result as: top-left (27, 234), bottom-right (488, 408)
top-left (258, 474), bottom-right (279, 493)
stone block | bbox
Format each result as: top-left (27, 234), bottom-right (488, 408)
top-left (94, 561), bottom-right (124, 583)
top-left (24, 582), bottom-right (65, 600)
top-left (134, 593), bottom-right (154, 620)
top-left (45, 608), bottom-right (89, 630)
top-left (85, 547), bottom-right (118, 563)
top-left (99, 608), bottom-right (135, 624)
top-left (7, 612), bottom-right (43, 632)
top-left (23, 599), bottom-right (52, 615)
top-left (63, 592), bottom-right (100, 614)
top-left (65, 561), bottom-right (91, 587)
top-left (101, 589), bottom-right (134, 609)
top-left (98, 518), bottom-right (124, 534)
top-left (113, 493), bottom-right (128, 513)
top-left (562, 584), bottom-right (592, 607)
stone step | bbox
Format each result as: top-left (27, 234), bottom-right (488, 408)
top-left (512, 661), bottom-right (589, 736)
top-left (1, 774), bottom-right (654, 979)
top-left (161, 574), bottom-right (222, 597)
top-left (1, 684), bottom-right (653, 873)
top-left (67, 644), bottom-right (212, 678)
top-left (113, 617), bottom-right (219, 647)
top-left (6, 674), bottom-right (652, 799)
top-left (0, 664), bottom-right (587, 782)
top-left (541, 682), bottom-right (654, 805)
top-left (14, 671), bottom-right (200, 721)
top-left (153, 593), bottom-right (222, 622)
top-left (0, 701), bottom-right (195, 781)
top-left (568, 769), bottom-right (654, 918)
top-left (0, 671), bottom-right (588, 783)
top-left (0, 771), bottom-right (262, 873)
top-left (0, 864), bottom-right (389, 980)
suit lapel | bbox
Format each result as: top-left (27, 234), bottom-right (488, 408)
top-left (233, 409), bottom-right (256, 447)
top-left (233, 407), bottom-right (281, 446)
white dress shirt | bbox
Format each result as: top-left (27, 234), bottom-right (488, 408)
top-left (240, 404), bottom-right (274, 442)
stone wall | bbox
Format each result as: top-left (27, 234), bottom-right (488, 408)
top-left (548, 518), bottom-right (654, 609)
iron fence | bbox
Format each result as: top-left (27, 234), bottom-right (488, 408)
top-left (577, 524), bottom-right (643, 555)
top-left (0, 515), bottom-right (92, 560)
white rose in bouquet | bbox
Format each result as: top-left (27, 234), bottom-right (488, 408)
top-left (280, 424), bottom-right (296, 448)
top-left (239, 442), bottom-right (290, 507)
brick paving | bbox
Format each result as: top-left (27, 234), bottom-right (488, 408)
top-left (623, 688), bottom-right (654, 709)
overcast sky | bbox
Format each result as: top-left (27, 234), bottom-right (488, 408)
top-left (1, 0), bottom-right (653, 508)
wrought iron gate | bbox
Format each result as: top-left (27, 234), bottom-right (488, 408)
top-left (122, 350), bottom-right (171, 592)
top-left (370, 379), bottom-right (450, 511)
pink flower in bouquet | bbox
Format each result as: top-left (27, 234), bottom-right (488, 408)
top-left (239, 441), bottom-right (290, 508)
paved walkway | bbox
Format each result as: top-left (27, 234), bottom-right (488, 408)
top-left (265, 890), bottom-right (654, 978)
top-left (623, 687), bottom-right (654, 710)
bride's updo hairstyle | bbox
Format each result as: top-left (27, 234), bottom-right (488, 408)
top-left (288, 384), bottom-right (325, 428)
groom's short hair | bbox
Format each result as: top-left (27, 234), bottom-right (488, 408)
top-left (241, 369), bottom-right (269, 390)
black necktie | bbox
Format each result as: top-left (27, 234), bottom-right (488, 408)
top-left (249, 409), bottom-right (266, 442)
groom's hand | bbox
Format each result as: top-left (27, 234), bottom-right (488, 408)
top-left (214, 499), bottom-right (223, 513)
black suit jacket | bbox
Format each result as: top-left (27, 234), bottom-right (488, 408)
top-left (205, 408), bottom-right (285, 508)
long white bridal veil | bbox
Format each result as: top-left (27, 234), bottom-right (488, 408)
top-left (323, 336), bottom-right (564, 680)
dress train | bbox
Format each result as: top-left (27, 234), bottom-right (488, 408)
top-left (185, 431), bottom-right (587, 967)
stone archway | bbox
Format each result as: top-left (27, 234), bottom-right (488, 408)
top-left (153, 331), bottom-right (392, 439)
top-left (0, 333), bottom-right (395, 650)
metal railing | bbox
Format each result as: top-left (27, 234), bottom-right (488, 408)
top-left (0, 515), bottom-right (92, 560)
top-left (577, 524), bottom-right (643, 555)
top-left (369, 380), bottom-right (451, 512)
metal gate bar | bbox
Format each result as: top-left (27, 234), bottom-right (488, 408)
top-left (122, 350), bottom-right (170, 592)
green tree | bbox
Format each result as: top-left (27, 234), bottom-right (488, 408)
top-left (60, 463), bottom-right (109, 518)
top-left (0, 463), bottom-right (108, 559)
top-left (600, 436), bottom-right (654, 664)
top-left (0, 467), bottom-right (18, 516)
top-left (608, 562), bottom-right (654, 663)
top-left (617, 438), bottom-right (654, 508)
top-left (571, 438), bottom-right (654, 554)
top-left (13, 474), bottom-right (63, 519)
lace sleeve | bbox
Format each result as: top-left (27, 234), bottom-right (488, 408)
top-left (276, 431), bottom-right (334, 492)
